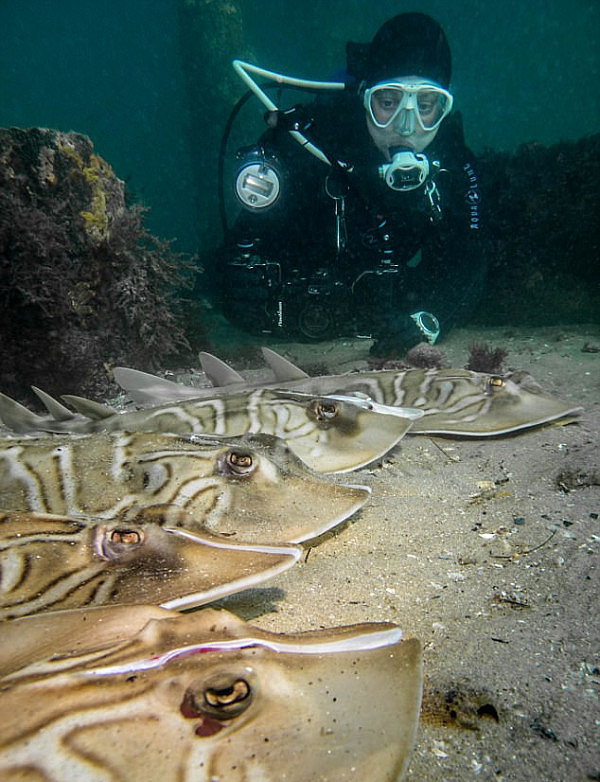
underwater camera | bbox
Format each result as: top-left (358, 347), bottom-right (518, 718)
top-left (218, 61), bottom-right (405, 340)
top-left (222, 258), bottom-right (349, 340)
top-left (222, 251), bottom-right (399, 341)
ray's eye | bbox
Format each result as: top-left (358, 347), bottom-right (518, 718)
top-left (310, 400), bottom-right (339, 423)
top-left (182, 676), bottom-right (253, 721)
top-left (205, 679), bottom-right (250, 712)
top-left (98, 526), bottom-right (145, 559)
top-left (229, 452), bottom-right (253, 469)
top-left (486, 376), bottom-right (505, 393)
top-left (110, 529), bottom-right (142, 545)
top-left (219, 451), bottom-right (255, 477)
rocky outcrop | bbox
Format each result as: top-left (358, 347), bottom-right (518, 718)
top-left (475, 133), bottom-right (600, 325)
top-left (0, 127), bottom-right (195, 401)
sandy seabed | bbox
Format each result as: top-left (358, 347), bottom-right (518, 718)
top-left (2, 320), bottom-right (596, 781)
top-left (212, 322), bottom-right (599, 782)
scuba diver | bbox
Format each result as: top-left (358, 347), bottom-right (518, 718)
top-left (219, 12), bottom-right (485, 355)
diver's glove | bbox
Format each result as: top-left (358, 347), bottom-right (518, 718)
top-left (369, 311), bottom-right (440, 358)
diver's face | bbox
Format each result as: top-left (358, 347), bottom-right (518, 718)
top-left (365, 76), bottom-right (448, 158)
top-left (366, 112), bottom-right (439, 158)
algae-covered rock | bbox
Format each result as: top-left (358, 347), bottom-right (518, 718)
top-left (0, 127), bottom-right (195, 401)
top-left (475, 133), bottom-right (600, 325)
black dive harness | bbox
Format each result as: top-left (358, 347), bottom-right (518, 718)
top-left (233, 104), bottom-right (446, 263)
top-left (219, 67), bottom-right (445, 344)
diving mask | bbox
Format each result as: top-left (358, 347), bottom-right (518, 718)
top-left (364, 79), bottom-right (453, 133)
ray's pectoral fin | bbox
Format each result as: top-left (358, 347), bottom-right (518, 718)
top-left (0, 607), bottom-right (423, 782)
top-left (289, 393), bottom-right (419, 473)
top-left (0, 509), bottom-right (301, 618)
top-left (410, 371), bottom-right (583, 436)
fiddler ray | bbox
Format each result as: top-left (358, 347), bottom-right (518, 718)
top-left (111, 347), bottom-right (582, 437)
top-left (0, 508), bottom-right (301, 619)
top-left (0, 431), bottom-right (371, 544)
top-left (0, 605), bottom-right (422, 781)
top-left (0, 385), bottom-right (421, 473)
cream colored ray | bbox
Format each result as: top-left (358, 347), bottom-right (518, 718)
top-left (0, 606), bottom-right (423, 781)
top-left (0, 388), bottom-right (419, 473)
top-left (0, 432), bottom-right (370, 544)
top-left (338, 367), bottom-right (584, 435)
top-left (0, 509), bottom-right (301, 619)
top-left (258, 353), bottom-right (584, 435)
top-left (119, 350), bottom-right (581, 437)
top-left (0, 604), bottom-right (171, 679)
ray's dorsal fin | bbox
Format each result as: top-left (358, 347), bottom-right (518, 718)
top-left (60, 395), bottom-right (116, 420)
top-left (0, 392), bottom-right (49, 433)
top-left (113, 366), bottom-right (177, 392)
top-left (199, 352), bottom-right (246, 388)
top-left (31, 387), bottom-right (76, 421)
top-left (262, 347), bottom-right (310, 381)
top-left (113, 367), bottom-right (187, 406)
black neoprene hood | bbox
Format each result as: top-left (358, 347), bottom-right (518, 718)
top-left (364, 12), bottom-right (452, 88)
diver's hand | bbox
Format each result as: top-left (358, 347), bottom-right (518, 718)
top-left (369, 314), bottom-right (426, 358)
top-left (409, 311), bottom-right (440, 345)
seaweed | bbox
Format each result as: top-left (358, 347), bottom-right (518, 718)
top-left (405, 342), bottom-right (449, 369)
top-left (465, 342), bottom-right (508, 374)
top-left (367, 342), bottom-right (448, 371)
top-left (0, 127), bottom-right (200, 401)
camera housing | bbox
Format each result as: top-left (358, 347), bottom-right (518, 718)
top-left (222, 255), bottom-right (399, 340)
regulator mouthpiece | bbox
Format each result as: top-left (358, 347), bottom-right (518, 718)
top-left (380, 147), bottom-right (430, 191)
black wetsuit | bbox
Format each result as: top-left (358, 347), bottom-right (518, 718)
top-left (221, 88), bottom-right (485, 350)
